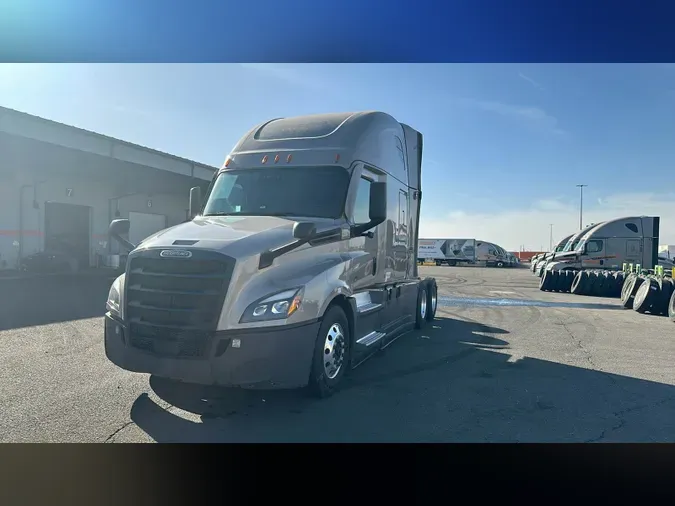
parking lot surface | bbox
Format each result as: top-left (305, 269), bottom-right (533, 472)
top-left (1, 266), bottom-right (674, 442)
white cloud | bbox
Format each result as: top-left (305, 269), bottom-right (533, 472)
top-left (518, 72), bottom-right (544, 90)
top-left (420, 191), bottom-right (675, 252)
top-left (455, 97), bottom-right (565, 135)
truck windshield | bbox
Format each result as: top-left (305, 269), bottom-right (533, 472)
top-left (202, 166), bottom-right (350, 219)
top-left (561, 239), bottom-right (579, 252)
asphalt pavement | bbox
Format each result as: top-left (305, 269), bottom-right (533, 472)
top-left (1, 266), bottom-right (674, 442)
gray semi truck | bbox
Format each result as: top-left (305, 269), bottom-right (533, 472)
top-left (104, 111), bottom-right (439, 397)
top-left (539, 216), bottom-right (661, 292)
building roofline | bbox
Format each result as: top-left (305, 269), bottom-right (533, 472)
top-left (0, 105), bottom-right (218, 174)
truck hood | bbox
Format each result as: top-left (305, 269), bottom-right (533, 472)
top-left (551, 251), bottom-right (579, 261)
top-left (134, 215), bottom-right (338, 259)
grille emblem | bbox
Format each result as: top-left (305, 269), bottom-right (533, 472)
top-left (160, 249), bottom-right (192, 258)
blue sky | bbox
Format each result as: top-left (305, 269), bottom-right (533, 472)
top-left (2, 63), bottom-right (675, 250)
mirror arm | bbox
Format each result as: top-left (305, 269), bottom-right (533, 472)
top-left (110, 234), bottom-right (136, 253)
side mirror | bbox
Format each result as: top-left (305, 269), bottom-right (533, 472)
top-left (109, 219), bottom-right (130, 237)
top-left (189, 187), bottom-right (202, 219)
top-left (108, 219), bottom-right (135, 252)
top-left (293, 221), bottom-right (316, 240)
top-left (350, 182), bottom-right (388, 238)
top-left (368, 182), bottom-right (387, 224)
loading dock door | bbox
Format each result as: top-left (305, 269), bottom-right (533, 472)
top-left (129, 212), bottom-right (167, 246)
top-left (44, 202), bottom-right (91, 269)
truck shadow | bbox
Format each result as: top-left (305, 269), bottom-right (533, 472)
top-left (130, 316), bottom-right (675, 443)
top-left (0, 274), bottom-right (114, 331)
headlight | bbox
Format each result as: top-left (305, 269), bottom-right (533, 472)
top-left (240, 287), bottom-right (304, 323)
top-left (107, 274), bottom-right (124, 317)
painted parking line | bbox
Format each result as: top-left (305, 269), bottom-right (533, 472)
top-left (438, 295), bottom-right (621, 311)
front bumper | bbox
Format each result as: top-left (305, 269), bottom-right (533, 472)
top-left (104, 313), bottom-right (320, 389)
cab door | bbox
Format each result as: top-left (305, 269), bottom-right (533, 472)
top-left (348, 167), bottom-right (381, 293)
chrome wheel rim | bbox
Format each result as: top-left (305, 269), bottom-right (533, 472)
top-left (420, 290), bottom-right (427, 319)
top-left (323, 323), bottom-right (345, 380)
top-left (431, 287), bottom-right (437, 314)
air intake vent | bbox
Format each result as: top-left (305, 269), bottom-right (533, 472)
top-left (173, 240), bottom-right (198, 245)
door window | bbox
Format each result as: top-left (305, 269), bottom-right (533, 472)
top-left (352, 177), bottom-right (372, 225)
top-left (585, 239), bottom-right (603, 253)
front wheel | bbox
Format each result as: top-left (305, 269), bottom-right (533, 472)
top-left (308, 306), bottom-right (350, 398)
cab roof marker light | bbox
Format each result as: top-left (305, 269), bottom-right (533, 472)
top-left (287, 154), bottom-right (292, 163)
top-left (274, 154), bottom-right (280, 163)
top-left (224, 158), bottom-right (232, 168)
top-left (262, 155), bottom-right (269, 164)
top-left (335, 153), bottom-right (340, 163)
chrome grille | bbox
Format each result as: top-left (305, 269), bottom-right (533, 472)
top-left (125, 249), bottom-right (235, 359)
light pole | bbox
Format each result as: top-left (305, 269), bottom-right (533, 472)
top-left (576, 184), bottom-right (587, 230)
top-left (549, 224), bottom-right (554, 251)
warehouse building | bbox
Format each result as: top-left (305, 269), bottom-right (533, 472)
top-left (0, 106), bottom-right (217, 271)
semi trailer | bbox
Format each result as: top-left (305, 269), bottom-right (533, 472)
top-left (104, 111), bottom-right (438, 398)
top-left (417, 238), bottom-right (476, 266)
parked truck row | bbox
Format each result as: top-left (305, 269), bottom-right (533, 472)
top-left (417, 238), bottom-right (519, 268)
top-left (105, 111), bottom-right (439, 398)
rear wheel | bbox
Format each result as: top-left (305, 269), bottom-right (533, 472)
top-left (425, 278), bottom-right (438, 321)
top-left (414, 284), bottom-right (428, 330)
top-left (308, 306), bottom-right (350, 398)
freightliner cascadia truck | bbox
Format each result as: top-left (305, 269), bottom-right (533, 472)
top-left (104, 111), bottom-right (439, 397)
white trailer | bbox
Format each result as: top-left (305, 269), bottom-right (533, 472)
top-left (417, 238), bottom-right (476, 266)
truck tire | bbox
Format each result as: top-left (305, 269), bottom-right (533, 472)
top-left (425, 278), bottom-right (438, 321)
top-left (612, 271), bottom-right (625, 297)
top-left (565, 271), bottom-right (575, 292)
top-left (633, 278), bottom-right (658, 314)
top-left (668, 289), bottom-right (675, 322)
top-left (595, 272), bottom-right (608, 297)
top-left (585, 271), bottom-right (597, 296)
top-left (621, 274), bottom-right (644, 309)
top-left (658, 278), bottom-right (674, 316)
top-left (539, 270), bottom-right (552, 291)
top-left (621, 273), bottom-right (637, 303)
top-left (414, 283), bottom-right (429, 330)
top-left (601, 272), bottom-right (615, 297)
top-left (570, 271), bottom-right (584, 294)
top-left (556, 271), bottom-right (567, 292)
top-left (308, 305), bottom-right (351, 398)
